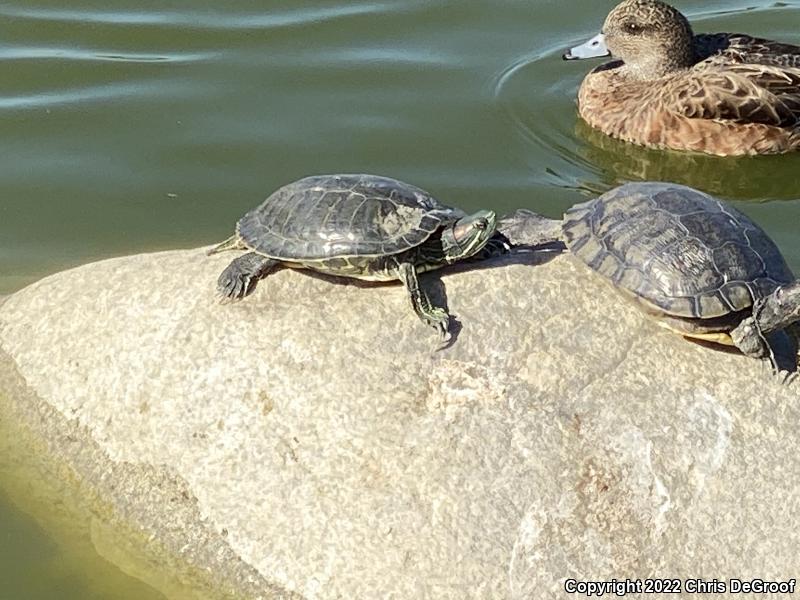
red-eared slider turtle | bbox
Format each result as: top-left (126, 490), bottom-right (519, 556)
top-left (498, 182), bottom-right (800, 371)
top-left (209, 174), bottom-right (498, 339)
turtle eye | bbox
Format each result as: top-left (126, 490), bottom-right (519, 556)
top-left (474, 218), bottom-right (488, 231)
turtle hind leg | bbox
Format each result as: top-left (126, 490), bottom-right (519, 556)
top-left (731, 315), bottom-right (798, 376)
top-left (396, 262), bottom-right (450, 341)
top-left (217, 252), bottom-right (279, 301)
top-left (785, 324), bottom-right (800, 385)
top-left (207, 235), bottom-right (248, 256)
top-left (732, 281), bottom-right (800, 373)
top-left (762, 330), bottom-right (798, 377)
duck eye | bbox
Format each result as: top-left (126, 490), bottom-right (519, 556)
top-left (625, 22), bottom-right (640, 33)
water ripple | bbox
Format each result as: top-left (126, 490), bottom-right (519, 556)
top-left (0, 2), bottom-right (408, 30)
top-left (0, 46), bottom-right (214, 63)
top-left (0, 80), bottom-right (196, 110)
top-left (492, 3), bottom-right (800, 200)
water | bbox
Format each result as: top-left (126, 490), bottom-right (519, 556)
top-left (0, 489), bottom-right (167, 600)
top-left (0, 388), bottom-right (171, 600)
top-left (0, 0), bottom-right (798, 596)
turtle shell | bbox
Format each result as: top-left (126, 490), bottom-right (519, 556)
top-left (236, 174), bottom-right (462, 260)
top-left (562, 182), bottom-right (795, 319)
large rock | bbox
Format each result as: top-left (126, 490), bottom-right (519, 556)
top-left (1, 247), bottom-right (798, 599)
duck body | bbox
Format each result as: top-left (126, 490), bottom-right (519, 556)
top-left (566, 0), bottom-right (800, 156)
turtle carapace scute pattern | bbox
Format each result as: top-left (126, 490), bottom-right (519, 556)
top-left (556, 181), bottom-right (799, 372)
top-left (562, 182), bottom-right (794, 321)
top-left (209, 174), bottom-right (499, 341)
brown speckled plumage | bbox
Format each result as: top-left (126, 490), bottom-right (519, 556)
top-left (574, 0), bottom-right (800, 155)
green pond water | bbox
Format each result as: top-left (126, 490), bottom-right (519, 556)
top-left (0, 470), bottom-right (169, 600)
top-left (1, 0), bottom-right (799, 597)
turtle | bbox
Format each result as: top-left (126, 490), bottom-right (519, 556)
top-left (208, 174), bottom-right (499, 339)
top-left (496, 182), bottom-right (800, 371)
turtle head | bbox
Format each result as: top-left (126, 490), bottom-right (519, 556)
top-left (441, 210), bottom-right (497, 262)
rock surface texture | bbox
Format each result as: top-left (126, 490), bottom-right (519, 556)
top-left (1, 247), bottom-right (799, 599)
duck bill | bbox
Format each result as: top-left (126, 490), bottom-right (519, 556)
top-left (563, 33), bottom-right (610, 60)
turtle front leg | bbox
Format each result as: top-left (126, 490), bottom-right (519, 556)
top-left (396, 262), bottom-right (450, 340)
top-left (469, 231), bottom-right (512, 262)
top-left (731, 281), bottom-right (800, 373)
top-left (217, 252), bottom-right (279, 301)
top-left (751, 281), bottom-right (800, 336)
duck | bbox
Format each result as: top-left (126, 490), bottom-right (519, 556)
top-left (562, 0), bottom-right (800, 156)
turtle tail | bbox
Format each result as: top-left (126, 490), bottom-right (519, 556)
top-left (207, 235), bottom-right (246, 256)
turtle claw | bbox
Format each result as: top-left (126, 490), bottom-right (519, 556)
top-left (233, 276), bottom-right (252, 299)
top-left (422, 308), bottom-right (451, 343)
top-left (778, 369), bottom-right (798, 386)
top-left (217, 272), bottom-right (253, 303)
top-left (215, 253), bottom-right (277, 303)
top-left (436, 320), bottom-right (450, 343)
